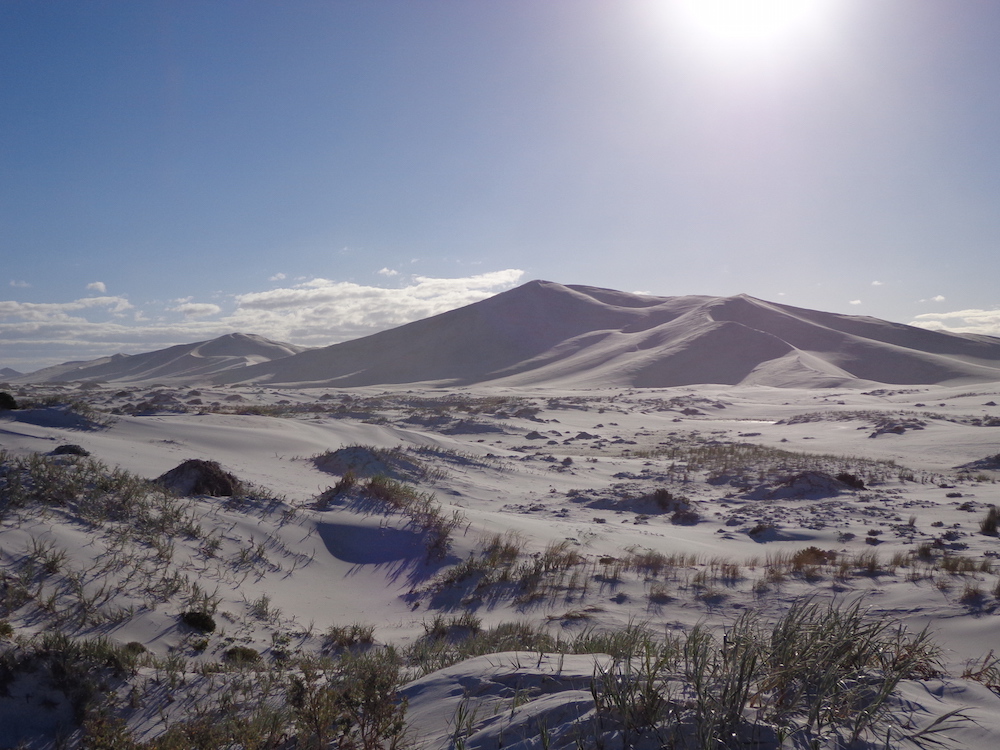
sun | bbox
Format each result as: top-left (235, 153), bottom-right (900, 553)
top-left (671, 0), bottom-right (839, 54)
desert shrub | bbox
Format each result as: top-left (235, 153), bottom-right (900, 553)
top-left (791, 547), bottom-right (835, 567)
top-left (590, 598), bottom-right (947, 748)
top-left (52, 443), bottom-right (89, 456)
top-left (325, 623), bottom-right (376, 651)
top-left (181, 610), bottom-right (216, 633)
top-left (836, 472), bottom-right (866, 489)
top-left (223, 645), bottom-right (260, 664)
top-left (980, 505), bottom-right (1000, 536)
top-left (288, 650), bottom-right (408, 750)
top-left (0, 391), bottom-right (18, 410)
top-left (671, 508), bottom-right (700, 525)
top-left (651, 488), bottom-right (675, 510)
top-left (0, 619), bottom-right (13, 639)
top-left (333, 469), bottom-right (357, 495)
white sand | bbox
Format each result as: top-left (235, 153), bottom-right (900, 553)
top-left (2, 380), bottom-right (1000, 747)
top-left (3, 281), bottom-right (1000, 747)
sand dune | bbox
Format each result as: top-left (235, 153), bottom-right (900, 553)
top-left (15, 332), bottom-right (307, 384)
top-left (215, 280), bottom-right (1000, 388)
top-left (11, 281), bottom-right (1000, 389)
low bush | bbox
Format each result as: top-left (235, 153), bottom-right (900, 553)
top-left (980, 505), bottom-right (1000, 535)
top-left (223, 645), bottom-right (260, 664)
top-left (181, 610), bottom-right (216, 633)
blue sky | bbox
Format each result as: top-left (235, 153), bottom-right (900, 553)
top-left (3, 0), bottom-right (1000, 372)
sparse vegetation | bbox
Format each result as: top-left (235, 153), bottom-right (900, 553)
top-left (980, 505), bottom-right (1000, 535)
top-left (3, 382), bottom-right (999, 747)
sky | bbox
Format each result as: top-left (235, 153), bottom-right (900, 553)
top-left (2, 0), bottom-right (1000, 373)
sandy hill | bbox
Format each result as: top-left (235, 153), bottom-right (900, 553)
top-left (17, 332), bottom-right (308, 384)
top-left (212, 280), bottom-right (1000, 388)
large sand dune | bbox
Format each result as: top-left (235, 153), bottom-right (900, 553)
top-left (214, 280), bottom-right (1000, 388)
top-left (12, 281), bottom-right (1000, 389)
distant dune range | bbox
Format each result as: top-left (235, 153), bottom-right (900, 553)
top-left (11, 280), bottom-right (1000, 388)
top-left (12, 333), bottom-right (308, 385)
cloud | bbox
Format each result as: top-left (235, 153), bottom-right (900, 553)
top-left (0, 296), bottom-right (133, 322)
top-left (377, 267), bottom-right (399, 277)
top-left (0, 270), bottom-right (526, 371)
top-left (230, 269), bottom-right (525, 345)
top-left (849, 299), bottom-right (862, 305)
top-left (170, 302), bottom-right (223, 319)
top-left (9, 280), bottom-right (30, 288)
top-left (268, 273), bottom-right (286, 281)
top-left (87, 281), bottom-right (107, 293)
top-left (871, 281), bottom-right (884, 286)
top-left (911, 308), bottom-right (1000, 337)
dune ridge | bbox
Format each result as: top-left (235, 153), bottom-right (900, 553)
top-left (10, 281), bottom-right (1000, 388)
top-left (14, 332), bottom-right (306, 384)
top-left (215, 280), bottom-right (1000, 388)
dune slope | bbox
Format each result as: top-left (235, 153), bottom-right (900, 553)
top-left (214, 281), bottom-right (1000, 388)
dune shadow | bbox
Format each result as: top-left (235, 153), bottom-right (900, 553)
top-left (316, 522), bottom-right (425, 565)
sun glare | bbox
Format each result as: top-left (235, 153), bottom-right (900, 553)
top-left (671, 0), bottom-right (839, 55)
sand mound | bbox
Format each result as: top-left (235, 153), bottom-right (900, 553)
top-left (312, 445), bottom-right (424, 480)
top-left (745, 471), bottom-right (856, 501)
top-left (156, 458), bottom-right (241, 496)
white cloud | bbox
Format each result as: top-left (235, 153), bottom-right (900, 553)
top-left (170, 302), bottom-right (222, 319)
top-left (932, 295), bottom-right (946, 302)
top-left (9, 280), bottom-right (30, 288)
top-left (268, 273), bottom-right (286, 281)
top-left (871, 281), bottom-right (884, 286)
top-left (0, 270), bottom-right (526, 371)
top-left (87, 281), bottom-right (107, 293)
top-left (377, 267), bottom-right (399, 277)
top-left (849, 299), bottom-right (862, 305)
top-left (0, 296), bottom-right (132, 322)
top-left (231, 269), bottom-right (525, 346)
top-left (911, 308), bottom-right (1000, 337)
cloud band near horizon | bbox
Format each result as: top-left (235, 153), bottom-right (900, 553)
top-left (0, 270), bottom-right (525, 372)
